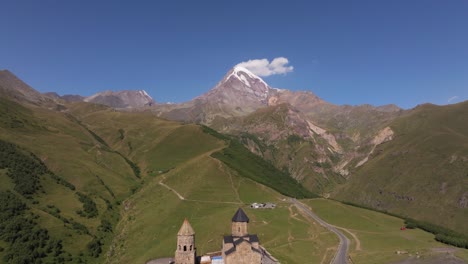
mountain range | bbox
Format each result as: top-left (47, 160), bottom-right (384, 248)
top-left (147, 67), bottom-right (405, 192)
top-left (38, 67), bottom-right (405, 191)
top-left (1, 67), bottom-right (467, 250)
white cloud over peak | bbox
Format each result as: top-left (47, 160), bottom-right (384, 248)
top-left (236, 57), bottom-right (294, 77)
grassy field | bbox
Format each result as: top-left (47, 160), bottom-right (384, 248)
top-left (305, 199), bottom-right (468, 264)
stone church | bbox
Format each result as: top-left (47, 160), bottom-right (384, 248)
top-left (174, 208), bottom-right (278, 264)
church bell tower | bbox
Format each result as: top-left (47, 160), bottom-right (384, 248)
top-left (174, 219), bottom-right (196, 264)
top-left (231, 208), bottom-right (249, 237)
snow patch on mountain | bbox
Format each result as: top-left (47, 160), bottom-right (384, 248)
top-left (140, 90), bottom-right (153, 100)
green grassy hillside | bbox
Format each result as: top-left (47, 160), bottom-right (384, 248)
top-left (0, 97), bottom-right (335, 263)
top-left (0, 99), bottom-right (142, 263)
top-left (335, 102), bottom-right (468, 236)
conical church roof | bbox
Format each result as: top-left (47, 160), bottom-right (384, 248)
top-left (232, 208), bottom-right (249, 223)
top-left (178, 218), bottom-right (195, 236)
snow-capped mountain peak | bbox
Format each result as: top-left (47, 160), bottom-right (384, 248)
top-left (192, 66), bottom-right (275, 117)
top-left (225, 66), bottom-right (269, 88)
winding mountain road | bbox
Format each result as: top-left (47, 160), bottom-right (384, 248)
top-left (290, 199), bottom-right (349, 264)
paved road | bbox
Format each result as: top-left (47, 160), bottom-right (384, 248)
top-left (290, 199), bottom-right (349, 264)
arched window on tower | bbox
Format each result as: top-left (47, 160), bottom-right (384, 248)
top-left (179, 245), bottom-right (181, 250)
top-left (184, 245), bottom-right (187, 251)
top-left (238, 227), bottom-right (240, 232)
top-left (190, 245), bottom-right (192, 251)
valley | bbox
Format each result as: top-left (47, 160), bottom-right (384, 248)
top-left (0, 68), bottom-right (467, 263)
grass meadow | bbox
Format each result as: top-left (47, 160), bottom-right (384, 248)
top-left (305, 199), bottom-right (468, 263)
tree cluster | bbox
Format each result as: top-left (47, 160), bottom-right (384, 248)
top-left (405, 218), bottom-right (468, 249)
top-left (212, 139), bottom-right (317, 199)
top-left (76, 192), bottom-right (98, 218)
top-left (435, 234), bottom-right (468, 249)
top-left (0, 139), bottom-right (75, 197)
top-left (0, 191), bottom-right (66, 263)
top-left (0, 140), bottom-right (48, 196)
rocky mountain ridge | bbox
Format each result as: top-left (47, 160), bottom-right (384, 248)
top-left (43, 90), bottom-right (155, 108)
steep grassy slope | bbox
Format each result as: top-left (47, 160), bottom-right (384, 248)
top-left (335, 102), bottom-right (468, 235)
top-left (0, 99), bottom-right (139, 199)
top-left (0, 98), bottom-right (141, 263)
top-left (67, 103), bottom-right (226, 175)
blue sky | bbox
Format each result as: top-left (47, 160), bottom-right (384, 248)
top-left (1, 0), bottom-right (467, 109)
